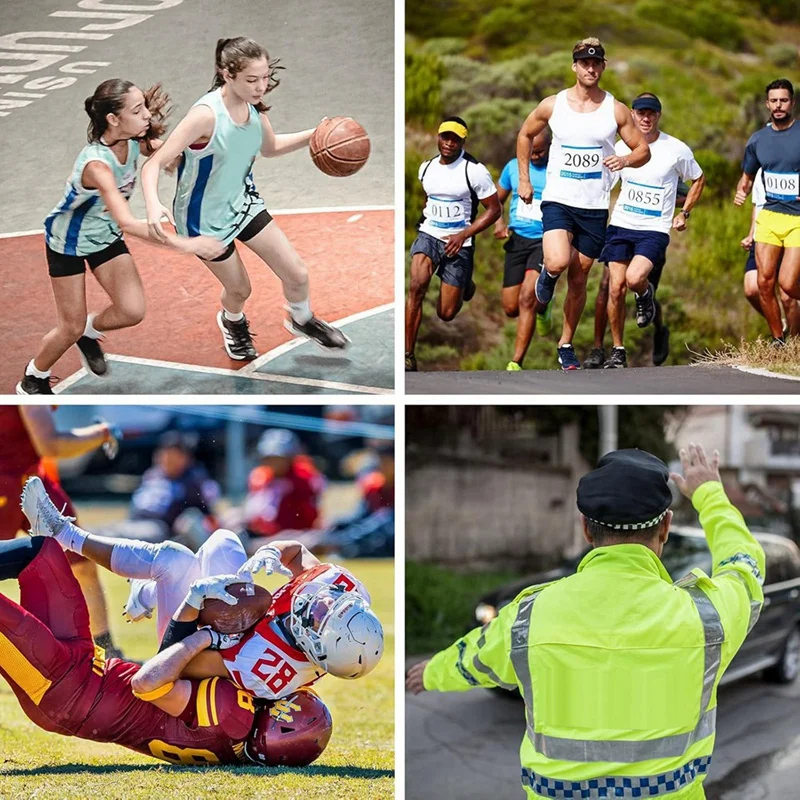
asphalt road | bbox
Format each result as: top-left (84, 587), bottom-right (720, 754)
top-left (406, 365), bottom-right (800, 395)
top-left (405, 671), bottom-right (800, 799)
top-left (0, 0), bottom-right (393, 232)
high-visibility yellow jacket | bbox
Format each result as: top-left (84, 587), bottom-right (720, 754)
top-left (423, 482), bottom-right (765, 799)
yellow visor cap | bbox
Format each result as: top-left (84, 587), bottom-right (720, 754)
top-left (438, 121), bottom-right (468, 139)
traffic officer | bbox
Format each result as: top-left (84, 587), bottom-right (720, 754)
top-left (407, 444), bottom-right (764, 800)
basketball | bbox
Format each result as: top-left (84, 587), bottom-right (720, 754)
top-left (197, 582), bottom-right (272, 634)
top-left (309, 116), bottom-right (370, 177)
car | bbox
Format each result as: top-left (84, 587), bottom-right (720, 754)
top-left (472, 526), bottom-right (800, 687)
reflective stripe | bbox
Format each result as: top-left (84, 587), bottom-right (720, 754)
top-left (717, 568), bottom-right (762, 634)
top-left (509, 583), bottom-right (723, 764)
top-left (455, 640), bottom-right (479, 686)
top-left (522, 756), bottom-right (712, 799)
top-left (473, 624), bottom-right (517, 691)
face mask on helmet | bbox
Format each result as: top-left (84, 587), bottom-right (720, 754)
top-left (289, 583), bottom-right (384, 679)
top-left (245, 690), bottom-right (332, 767)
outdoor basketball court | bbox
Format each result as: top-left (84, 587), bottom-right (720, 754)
top-left (0, 0), bottom-right (394, 395)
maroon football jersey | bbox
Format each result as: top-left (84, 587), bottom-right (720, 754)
top-left (0, 407), bottom-right (40, 476)
top-left (75, 658), bottom-right (256, 765)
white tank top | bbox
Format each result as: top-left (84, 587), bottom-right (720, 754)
top-left (543, 89), bottom-right (618, 210)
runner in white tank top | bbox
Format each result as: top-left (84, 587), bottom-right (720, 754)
top-left (141, 37), bottom-right (348, 362)
top-left (515, 38), bottom-right (651, 372)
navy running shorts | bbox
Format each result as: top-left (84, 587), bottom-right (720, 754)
top-left (410, 230), bottom-right (474, 289)
top-left (541, 201), bottom-right (608, 260)
top-left (600, 225), bottom-right (670, 273)
top-left (503, 232), bottom-right (543, 288)
top-left (745, 242), bottom-right (784, 273)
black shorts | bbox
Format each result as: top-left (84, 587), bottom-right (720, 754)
top-left (541, 201), bottom-right (608, 260)
top-left (745, 242), bottom-right (784, 274)
top-left (46, 238), bottom-right (130, 278)
top-left (410, 230), bottom-right (474, 289)
top-left (503, 233), bottom-right (543, 288)
top-left (208, 209), bottom-right (274, 263)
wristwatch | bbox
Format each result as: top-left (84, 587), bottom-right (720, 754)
top-left (680, 210), bottom-right (691, 218)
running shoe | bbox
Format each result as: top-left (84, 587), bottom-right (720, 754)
top-left (772, 336), bottom-right (787, 349)
top-left (653, 324), bottom-right (670, 366)
top-left (635, 283), bottom-right (656, 328)
top-left (535, 269), bottom-right (560, 306)
top-left (464, 279), bottom-right (477, 302)
top-left (123, 579), bottom-right (154, 624)
top-left (217, 311), bottom-right (258, 360)
top-left (603, 346), bottom-right (628, 369)
top-left (285, 315), bottom-right (349, 349)
top-left (536, 296), bottom-right (553, 336)
top-left (76, 335), bottom-right (108, 376)
top-left (405, 352), bottom-right (417, 372)
top-left (583, 347), bottom-right (606, 370)
top-left (506, 361), bottom-right (522, 372)
top-left (557, 344), bottom-right (581, 371)
top-left (16, 374), bottom-right (56, 395)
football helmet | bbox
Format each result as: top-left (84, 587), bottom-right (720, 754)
top-left (245, 690), bottom-right (332, 767)
top-left (289, 582), bottom-right (384, 679)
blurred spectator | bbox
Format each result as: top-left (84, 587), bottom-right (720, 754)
top-left (97, 432), bottom-right (220, 546)
top-left (242, 429), bottom-right (325, 544)
top-left (318, 406), bottom-right (364, 479)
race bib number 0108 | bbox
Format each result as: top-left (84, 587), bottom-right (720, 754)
top-left (763, 171), bottom-right (799, 202)
top-left (621, 181), bottom-right (666, 217)
top-left (560, 146), bottom-right (602, 180)
top-left (426, 198), bottom-right (466, 229)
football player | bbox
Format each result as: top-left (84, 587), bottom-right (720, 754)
top-left (0, 533), bottom-right (331, 767)
top-left (22, 477), bottom-right (384, 703)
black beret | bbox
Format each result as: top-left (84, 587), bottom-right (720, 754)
top-left (577, 449), bottom-right (672, 530)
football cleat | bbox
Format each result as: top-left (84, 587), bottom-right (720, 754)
top-left (123, 579), bottom-right (155, 624)
top-left (20, 476), bottom-right (75, 538)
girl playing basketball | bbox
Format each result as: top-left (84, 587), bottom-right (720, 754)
top-left (17, 80), bottom-right (224, 395)
top-left (140, 36), bottom-right (348, 361)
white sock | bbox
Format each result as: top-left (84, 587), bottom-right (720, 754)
top-left (288, 298), bottom-right (312, 325)
top-left (25, 359), bottom-right (50, 379)
top-left (57, 523), bottom-right (89, 555)
top-left (223, 309), bottom-right (244, 322)
top-left (83, 312), bottom-right (101, 340)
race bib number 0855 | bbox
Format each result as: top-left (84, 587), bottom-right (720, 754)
top-left (560, 146), bottom-right (602, 180)
top-left (621, 181), bottom-right (666, 217)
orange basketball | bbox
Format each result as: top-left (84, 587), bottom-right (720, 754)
top-left (309, 116), bottom-right (370, 177)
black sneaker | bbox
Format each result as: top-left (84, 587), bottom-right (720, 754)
top-left (217, 311), bottom-right (257, 360)
top-left (76, 335), bottom-right (108, 376)
top-left (653, 324), bottom-right (670, 366)
top-left (583, 347), bottom-right (606, 369)
top-left (635, 283), bottom-right (656, 328)
top-left (16, 373), bottom-right (56, 395)
top-left (285, 315), bottom-right (349, 350)
top-left (405, 352), bottom-right (417, 372)
top-left (463, 279), bottom-right (476, 302)
top-left (603, 347), bottom-right (628, 369)
top-left (772, 336), bottom-right (787, 349)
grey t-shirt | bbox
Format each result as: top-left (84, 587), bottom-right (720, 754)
top-left (742, 122), bottom-right (800, 216)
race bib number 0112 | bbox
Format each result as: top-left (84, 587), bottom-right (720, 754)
top-left (621, 181), bottom-right (666, 217)
top-left (426, 197), bottom-right (466, 229)
top-left (763, 171), bottom-right (799, 202)
top-left (560, 146), bottom-right (602, 180)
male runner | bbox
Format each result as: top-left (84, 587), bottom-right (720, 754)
top-left (735, 78), bottom-right (800, 345)
top-left (596, 93), bottom-right (704, 368)
top-left (516, 37), bottom-right (650, 370)
top-left (405, 116), bottom-right (501, 372)
top-left (494, 130), bottom-right (553, 371)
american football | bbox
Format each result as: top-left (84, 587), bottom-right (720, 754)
top-left (198, 582), bottom-right (272, 633)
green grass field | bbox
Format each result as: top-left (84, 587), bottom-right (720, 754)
top-left (0, 508), bottom-right (394, 798)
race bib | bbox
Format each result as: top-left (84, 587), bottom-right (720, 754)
top-left (620, 180), bottom-right (666, 217)
top-left (426, 197), bottom-right (466, 229)
top-left (560, 146), bottom-right (603, 180)
top-left (515, 196), bottom-right (542, 222)
top-left (763, 171), bottom-right (799, 202)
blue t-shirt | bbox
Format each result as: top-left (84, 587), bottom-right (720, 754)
top-left (498, 158), bottom-right (548, 239)
top-left (742, 123), bottom-right (800, 217)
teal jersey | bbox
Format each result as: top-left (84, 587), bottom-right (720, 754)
top-left (173, 88), bottom-right (265, 243)
top-left (44, 140), bottom-right (140, 256)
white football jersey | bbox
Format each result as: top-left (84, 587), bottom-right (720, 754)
top-left (221, 564), bottom-right (370, 699)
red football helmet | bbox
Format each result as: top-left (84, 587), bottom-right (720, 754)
top-left (245, 690), bottom-right (333, 767)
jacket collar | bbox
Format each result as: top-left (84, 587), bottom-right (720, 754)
top-left (577, 543), bottom-right (672, 583)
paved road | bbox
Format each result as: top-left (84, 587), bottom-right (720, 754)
top-left (405, 671), bottom-right (800, 799)
top-left (407, 365), bottom-right (800, 395)
top-left (0, 0), bottom-right (393, 232)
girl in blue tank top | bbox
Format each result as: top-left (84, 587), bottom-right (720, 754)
top-left (141, 37), bottom-right (348, 361)
top-left (18, 79), bottom-right (224, 395)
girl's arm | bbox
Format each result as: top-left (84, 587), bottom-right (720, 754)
top-left (139, 138), bottom-right (181, 174)
top-left (140, 105), bottom-right (216, 241)
top-left (260, 113), bottom-right (317, 158)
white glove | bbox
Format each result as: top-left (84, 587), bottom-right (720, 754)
top-left (238, 546), bottom-right (292, 580)
top-left (185, 574), bottom-right (240, 610)
top-left (201, 626), bottom-right (243, 651)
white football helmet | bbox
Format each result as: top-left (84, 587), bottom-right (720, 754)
top-left (289, 582), bottom-right (384, 679)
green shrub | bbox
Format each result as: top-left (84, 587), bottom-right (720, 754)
top-left (406, 51), bottom-right (446, 127)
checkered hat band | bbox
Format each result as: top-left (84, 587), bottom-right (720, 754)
top-left (586, 509), bottom-right (668, 531)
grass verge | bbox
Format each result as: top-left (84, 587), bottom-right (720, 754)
top-left (693, 337), bottom-right (800, 378)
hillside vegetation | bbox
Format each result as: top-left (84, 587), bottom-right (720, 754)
top-left (406, 0), bottom-right (800, 369)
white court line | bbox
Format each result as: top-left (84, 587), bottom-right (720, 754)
top-left (239, 302), bottom-right (395, 375)
top-left (52, 367), bottom-right (89, 394)
top-left (733, 365), bottom-right (800, 383)
top-left (0, 206), bottom-right (394, 240)
top-left (54, 353), bottom-right (391, 395)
